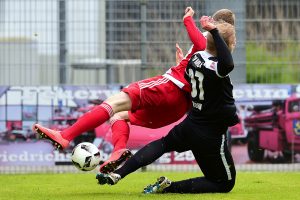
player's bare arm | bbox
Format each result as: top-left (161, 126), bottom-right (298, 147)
top-left (175, 43), bottom-right (184, 65)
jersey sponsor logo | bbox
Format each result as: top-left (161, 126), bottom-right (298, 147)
top-left (192, 101), bottom-right (202, 110)
top-left (191, 55), bottom-right (204, 68)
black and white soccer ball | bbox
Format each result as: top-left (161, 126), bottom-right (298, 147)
top-left (71, 142), bottom-right (101, 171)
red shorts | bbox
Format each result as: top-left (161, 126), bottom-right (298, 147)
top-left (122, 75), bottom-right (191, 128)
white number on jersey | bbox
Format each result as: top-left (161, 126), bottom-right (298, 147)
top-left (188, 69), bottom-right (204, 110)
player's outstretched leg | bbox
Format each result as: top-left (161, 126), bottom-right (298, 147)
top-left (96, 172), bottom-right (122, 185)
top-left (99, 149), bottom-right (132, 173)
top-left (33, 124), bottom-right (69, 150)
top-left (33, 102), bottom-right (116, 150)
top-left (143, 176), bottom-right (172, 194)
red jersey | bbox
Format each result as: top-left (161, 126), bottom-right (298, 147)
top-left (163, 16), bottom-right (207, 93)
top-left (122, 16), bottom-right (206, 128)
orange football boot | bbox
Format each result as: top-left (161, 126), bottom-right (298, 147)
top-left (33, 124), bottom-right (69, 150)
top-left (99, 149), bottom-right (132, 173)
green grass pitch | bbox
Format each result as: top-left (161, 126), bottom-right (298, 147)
top-left (1, 171), bottom-right (300, 200)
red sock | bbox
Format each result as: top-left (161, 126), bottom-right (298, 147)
top-left (110, 119), bottom-right (129, 152)
top-left (61, 103), bottom-right (114, 141)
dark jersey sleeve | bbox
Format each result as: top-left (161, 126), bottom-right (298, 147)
top-left (209, 28), bottom-right (234, 77)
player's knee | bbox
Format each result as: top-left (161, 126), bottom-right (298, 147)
top-left (104, 92), bottom-right (132, 112)
top-left (218, 178), bottom-right (235, 193)
top-left (110, 112), bottom-right (129, 121)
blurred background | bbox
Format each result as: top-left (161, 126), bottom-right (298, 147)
top-left (0, 0), bottom-right (300, 173)
top-left (0, 0), bottom-right (299, 86)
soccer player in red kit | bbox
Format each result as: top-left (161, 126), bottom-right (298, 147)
top-left (33, 8), bottom-right (235, 173)
top-left (33, 7), bottom-right (204, 146)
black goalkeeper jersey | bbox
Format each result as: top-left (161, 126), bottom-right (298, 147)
top-left (185, 29), bottom-right (238, 126)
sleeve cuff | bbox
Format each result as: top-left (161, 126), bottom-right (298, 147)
top-left (209, 28), bottom-right (218, 35)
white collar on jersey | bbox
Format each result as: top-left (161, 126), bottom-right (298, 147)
top-left (198, 51), bottom-right (217, 71)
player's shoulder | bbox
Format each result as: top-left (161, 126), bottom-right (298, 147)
top-left (193, 51), bottom-right (214, 61)
top-left (190, 51), bottom-right (217, 71)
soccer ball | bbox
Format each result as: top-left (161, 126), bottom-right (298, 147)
top-left (71, 142), bottom-right (101, 171)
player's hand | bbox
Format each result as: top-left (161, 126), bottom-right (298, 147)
top-left (175, 43), bottom-right (184, 65)
top-left (183, 7), bottom-right (194, 20)
top-left (200, 16), bottom-right (216, 31)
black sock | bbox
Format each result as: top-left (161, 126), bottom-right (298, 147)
top-left (114, 139), bottom-right (166, 178)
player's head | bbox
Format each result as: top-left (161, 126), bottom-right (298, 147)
top-left (212, 9), bottom-right (235, 26)
top-left (202, 9), bottom-right (235, 38)
top-left (206, 21), bottom-right (236, 54)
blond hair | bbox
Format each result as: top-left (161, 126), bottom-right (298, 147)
top-left (206, 22), bottom-right (236, 55)
top-left (212, 9), bottom-right (235, 26)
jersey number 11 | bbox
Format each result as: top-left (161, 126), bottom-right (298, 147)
top-left (188, 69), bottom-right (204, 102)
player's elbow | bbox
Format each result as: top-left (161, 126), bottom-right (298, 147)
top-left (217, 64), bottom-right (234, 77)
